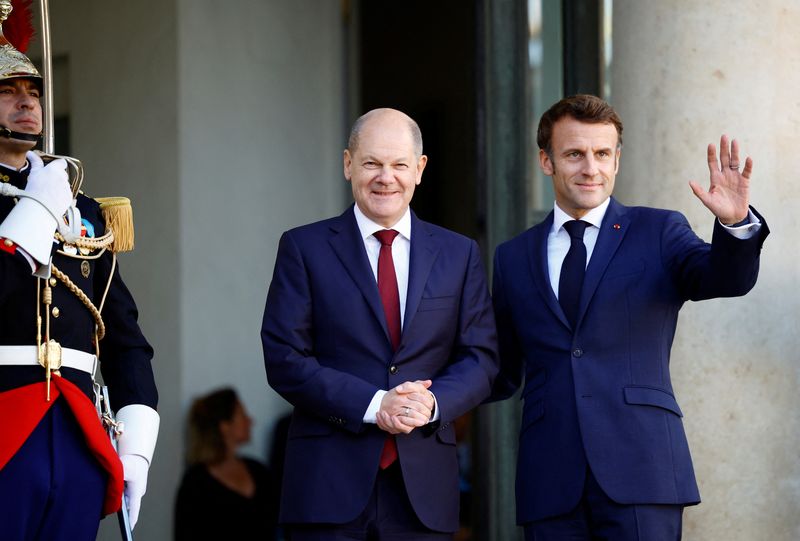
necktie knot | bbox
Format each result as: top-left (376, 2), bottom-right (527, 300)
top-left (374, 229), bottom-right (400, 246)
top-left (563, 220), bottom-right (589, 240)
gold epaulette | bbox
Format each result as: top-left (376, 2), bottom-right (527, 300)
top-left (95, 196), bottom-right (135, 253)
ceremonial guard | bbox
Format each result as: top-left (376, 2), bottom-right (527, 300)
top-left (0, 1), bottom-right (158, 539)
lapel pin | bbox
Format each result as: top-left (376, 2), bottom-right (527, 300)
top-left (613, 223), bottom-right (621, 230)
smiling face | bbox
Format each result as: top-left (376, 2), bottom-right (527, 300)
top-left (343, 110), bottom-right (427, 228)
top-left (540, 117), bottom-right (620, 219)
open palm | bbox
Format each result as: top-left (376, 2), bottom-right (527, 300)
top-left (689, 135), bottom-right (751, 224)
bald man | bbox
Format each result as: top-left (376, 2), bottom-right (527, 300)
top-left (262, 108), bottom-right (498, 540)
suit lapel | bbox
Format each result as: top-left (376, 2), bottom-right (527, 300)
top-left (402, 213), bottom-right (440, 346)
top-left (577, 198), bottom-right (631, 326)
top-left (328, 207), bottom-right (391, 343)
top-left (527, 212), bottom-right (571, 329)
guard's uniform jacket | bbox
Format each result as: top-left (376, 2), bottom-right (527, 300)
top-left (0, 162), bottom-right (157, 514)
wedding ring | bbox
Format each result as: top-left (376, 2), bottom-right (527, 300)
top-left (404, 406), bottom-right (411, 416)
top-left (729, 163), bottom-right (740, 169)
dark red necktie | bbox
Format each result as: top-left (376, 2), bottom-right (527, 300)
top-left (374, 229), bottom-right (400, 468)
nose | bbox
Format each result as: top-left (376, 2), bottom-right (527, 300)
top-left (376, 165), bottom-right (394, 183)
top-left (581, 155), bottom-right (599, 176)
top-left (17, 93), bottom-right (36, 110)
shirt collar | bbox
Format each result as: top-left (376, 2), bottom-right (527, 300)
top-left (552, 197), bottom-right (611, 233)
top-left (353, 204), bottom-right (412, 241)
top-left (0, 160), bottom-right (29, 172)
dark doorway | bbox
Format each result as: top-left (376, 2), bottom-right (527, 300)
top-left (357, 1), bottom-right (481, 240)
top-left (357, 3), bottom-right (483, 539)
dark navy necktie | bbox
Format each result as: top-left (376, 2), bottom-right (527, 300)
top-left (374, 229), bottom-right (400, 468)
top-left (559, 220), bottom-right (589, 328)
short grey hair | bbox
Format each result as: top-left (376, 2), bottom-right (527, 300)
top-left (347, 108), bottom-right (423, 158)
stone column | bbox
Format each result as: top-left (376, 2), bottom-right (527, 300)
top-left (611, 2), bottom-right (800, 539)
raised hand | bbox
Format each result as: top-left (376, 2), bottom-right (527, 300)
top-left (689, 135), bottom-right (751, 224)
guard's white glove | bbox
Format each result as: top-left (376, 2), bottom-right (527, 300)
top-left (24, 151), bottom-right (71, 219)
top-left (0, 151), bottom-right (71, 267)
top-left (120, 454), bottom-right (149, 528)
top-left (116, 405), bottom-right (160, 530)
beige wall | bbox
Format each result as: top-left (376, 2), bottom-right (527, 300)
top-left (48, 1), bottom-right (347, 539)
top-left (176, 0), bottom-right (347, 475)
top-left (612, 1), bottom-right (800, 539)
top-left (50, 2), bottom-right (181, 538)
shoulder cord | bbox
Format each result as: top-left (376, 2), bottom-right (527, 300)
top-left (93, 252), bottom-right (117, 361)
top-left (56, 230), bottom-right (115, 251)
top-left (51, 263), bottom-right (106, 340)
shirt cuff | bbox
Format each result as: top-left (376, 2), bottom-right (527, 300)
top-left (363, 390), bottom-right (388, 423)
top-left (429, 392), bottom-right (440, 422)
top-left (719, 208), bottom-right (761, 240)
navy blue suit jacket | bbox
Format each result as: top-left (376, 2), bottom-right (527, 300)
top-left (261, 207), bottom-right (498, 532)
top-left (492, 197), bottom-right (768, 524)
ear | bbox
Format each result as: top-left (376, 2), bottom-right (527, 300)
top-left (343, 149), bottom-right (353, 181)
top-left (614, 147), bottom-right (621, 174)
top-left (539, 149), bottom-right (554, 176)
top-left (415, 155), bottom-right (428, 185)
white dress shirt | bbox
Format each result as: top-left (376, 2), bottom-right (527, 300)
top-left (353, 205), bottom-right (440, 424)
top-left (353, 204), bottom-right (411, 326)
top-left (547, 198), bottom-right (610, 298)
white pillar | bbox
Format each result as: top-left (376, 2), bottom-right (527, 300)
top-left (612, 2), bottom-right (800, 539)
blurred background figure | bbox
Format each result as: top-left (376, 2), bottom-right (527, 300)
top-left (174, 388), bottom-right (278, 540)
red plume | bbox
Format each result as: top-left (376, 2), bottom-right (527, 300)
top-left (4, 0), bottom-right (35, 53)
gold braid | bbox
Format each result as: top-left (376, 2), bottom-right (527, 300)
top-left (51, 264), bottom-right (106, 340)
top-left (54, 230), bottom-right (115, 251)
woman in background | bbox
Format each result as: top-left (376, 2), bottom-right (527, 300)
top-left (175, 388), bottom-right (277, 540)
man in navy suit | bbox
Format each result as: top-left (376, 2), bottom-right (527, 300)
top-left (262, 108), bottom-right (498, 540)
top-left (492, 95), bottom-right (768, 540)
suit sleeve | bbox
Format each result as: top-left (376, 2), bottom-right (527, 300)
top-left (662, 206), bottom-right (769, 301)
top-left (261, 231), bottom-right (380, 433)
top-left (427, 239), bottom-right (499, 423)
top-left (91, 202), bottom-right (157, 411)
top-left (488, 244), bottom-right (524, 401)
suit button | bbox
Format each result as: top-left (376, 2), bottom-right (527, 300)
top-left (572, 348), bottom-right (583, 358)
top-left (389, 365), bottom-right (399, 375)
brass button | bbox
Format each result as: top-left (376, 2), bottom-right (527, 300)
top-left (51, 307), bottom-right (60, 318)
top-left (49, 277), bottom-right (57, 287)
top-left (3, 238), bottom-right (12, 247)
top-left (80, 260), bottom-right (90, 278)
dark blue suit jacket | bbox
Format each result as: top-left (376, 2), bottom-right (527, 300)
top-left (261, 207), bottom-right (498, 532)
top-left (492, 197), bottom-right (768, 524)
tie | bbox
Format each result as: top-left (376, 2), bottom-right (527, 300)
top-left (374, 229), bottom-right (400, 468)
top-left (559, 220), bottom-right (589, 328)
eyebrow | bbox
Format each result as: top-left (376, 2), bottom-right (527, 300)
top-left (561, 146), bottom-right (614, 155)
top-left (361, 154), bottom-right (410, 163)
